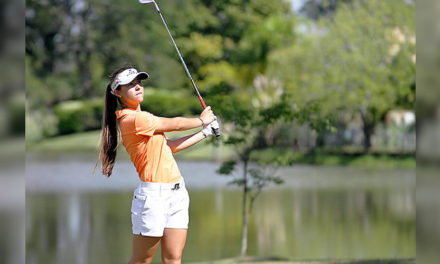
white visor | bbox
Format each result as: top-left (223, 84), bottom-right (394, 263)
top-left (111, 68), bottom-right (149, 92)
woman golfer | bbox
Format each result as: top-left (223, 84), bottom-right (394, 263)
top-left (97, 66), bottom-right (216, 264)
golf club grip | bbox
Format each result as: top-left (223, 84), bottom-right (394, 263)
top-left (198, 96), bottom-right (207, 109)
top-left (199, 96), bottom-right (220, 136)
top-left (213, 127), bottom-right (220, 137)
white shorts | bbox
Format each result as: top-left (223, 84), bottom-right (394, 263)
top-left (131, 178), bottom-right (189, 237)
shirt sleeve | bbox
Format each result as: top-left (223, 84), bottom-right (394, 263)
top-left (134, 111), bottom-right (159, 137)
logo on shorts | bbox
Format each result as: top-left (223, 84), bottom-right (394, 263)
top-left (171, 183), bottom-right (180, 190)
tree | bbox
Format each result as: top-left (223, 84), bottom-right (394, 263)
top-left (26, 0), bottom-right (101, 106)
top-left (217, 161), bottom-right (283, 257)
top-left (214, 77), bottom-right (331, 256)
top-left (323, 0), bottom-right (415, 151)
top-left (270, 0), bottom-right (415, 152)
top-left (195, 1), bottom-right (333, 256)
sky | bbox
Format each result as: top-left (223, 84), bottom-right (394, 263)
top-left (290, 0), bottom-right (306, 12)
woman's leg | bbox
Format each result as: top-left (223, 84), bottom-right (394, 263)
top-left (160, 228), bottom-right (187, 264)
top-left (128, 234), bottom-right (161, 264)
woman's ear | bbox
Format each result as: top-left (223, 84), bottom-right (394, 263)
top-left (113, 90), bottom-right (122, 98)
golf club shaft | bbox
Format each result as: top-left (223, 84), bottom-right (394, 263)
top-left (145, 0), bottom-right (220, 137)
top-left (155, 7), bottom-right (207, 109)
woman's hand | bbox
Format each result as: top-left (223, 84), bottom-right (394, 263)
top-left (200, 106), bottom-right (215, 125)
top-left (201, 123), bottom-right (213, 137)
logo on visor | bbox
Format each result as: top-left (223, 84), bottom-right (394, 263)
top-left (128, 69), bottom-right (137, 75)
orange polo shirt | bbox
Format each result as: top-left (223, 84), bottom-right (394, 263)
top-left (115, 108), bottom-right (182, 183)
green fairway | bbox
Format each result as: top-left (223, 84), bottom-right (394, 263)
top-left (189, 257), bottom-right (415, 264)
top-left (26, 130), bottom-right (103, 152)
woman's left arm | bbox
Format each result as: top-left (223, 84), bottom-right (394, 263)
top-left (167, 131), bottom-right (207, 153)
top-left (155, 106), bottom-right (215, 133)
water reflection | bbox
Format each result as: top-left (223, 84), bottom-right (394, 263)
top-left (26, 187), bottom-right (414, 263)
top-left (26, 153), bottom-right (414, 263)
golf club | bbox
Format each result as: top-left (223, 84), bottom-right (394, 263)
top-left (139, 0), bottom-right (220, 137)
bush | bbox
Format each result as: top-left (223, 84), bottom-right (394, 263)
top-left (54, 98), bottom-right (103, 135)
top-left (3, 93), bottom-right (25, 136)
top-left (53, 90), bottom-right (202, 135)
top-left (26, 111), bottom-right (58, 143)
top-left (141, 89), bottom-right (201, 117)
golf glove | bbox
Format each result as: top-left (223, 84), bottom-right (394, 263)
top-left (202, 123), bottom-right (213, 137)
top-left (210, 119), bottom-right (220, 137)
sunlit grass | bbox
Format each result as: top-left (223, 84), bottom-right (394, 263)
top-left (252, 148), bottom-right (416, 169)
top-left (26, 130), bottom-right (102, 152)
top-left (189, 257), bottom-right (415, 264)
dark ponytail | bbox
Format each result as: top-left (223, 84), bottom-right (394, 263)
top-left (96, 66), bottom-right (131, 177)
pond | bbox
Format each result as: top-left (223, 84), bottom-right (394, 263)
top-left (26, 152), bottom-right (415, 263)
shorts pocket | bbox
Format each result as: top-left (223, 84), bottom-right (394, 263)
top-left (131, 194), bottom-right (148, 216)
top-left (180, 189), bottom-right (190, 208)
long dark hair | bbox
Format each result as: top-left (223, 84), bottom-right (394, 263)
top-left (96, 66), bottom-right (132, 177)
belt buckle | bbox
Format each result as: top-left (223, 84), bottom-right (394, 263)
top-left (171, 183), bottom-right (180, 190)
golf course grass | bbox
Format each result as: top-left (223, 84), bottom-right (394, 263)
top-left (26, 130), bottom-right (415, 169)
top-left (252, 148), bottom-right (416, 169)
top-left (189, 257), bottom-right (415, 264)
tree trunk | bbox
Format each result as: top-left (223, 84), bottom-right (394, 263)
top-left (363, 124), bottom-right (373, 152)
top-left (360, 112), bottom-right (374, 153)
top-left (240, 212), bottom-right (250, 258)
top-left (78, 49), bottom-right (92, 97)
top-left (240, 159), bottom-right (249, 258)
top-left (75, 6), bottom-right (93, 98)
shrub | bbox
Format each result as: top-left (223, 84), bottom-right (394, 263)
top-left (54, 99), bottom-right (103, 135)
top-left (5, 93), bottom-right (25, 136)
top-left (53, 90), bottom-right (201, 135)
top-left (141, 90), bottom-right (200, 117)
top-left (26, 111), bottom-right (58, 143)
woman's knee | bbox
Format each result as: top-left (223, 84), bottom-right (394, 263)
top-left (161, 253), bottom-right (182, 264)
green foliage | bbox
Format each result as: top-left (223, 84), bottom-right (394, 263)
top-left (217, 160), bottom-right (237, 175)
top-left (140, 89), bottom-right (200, 117)
top-left (26, 111), bottom-right (59, 144)
top-left (228, 179), bottom-right (247, 187)
top-left (252, 147), bottom-right (416, 169)
top-left (218, 160), bottom-right (284, 190)
top-left (248, 168), bottom-right (284, 188)
top-left (54, 99), bottom-right (103, 135)
top-left (267, 0), bottom-right (415, 151)
top-left (179, 33), bottom-right (224, 64)
top-left (26, 57), bottom-right (77, 110)
top-left (258, 100), bottom-right (293, 124)
top-left (235, 14), bottom-right (296, 64)
top-left (26, 0), bottom-right (415, 153)
top-left (5, 93), bottom-right (25, 135)
top-left (26, 0), bottom-right (298, 140)
top-left (213, 96), bottom-right (253, 128)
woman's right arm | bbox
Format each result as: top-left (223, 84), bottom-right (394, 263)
top-left (155, 106), bottom-right (215, 132)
